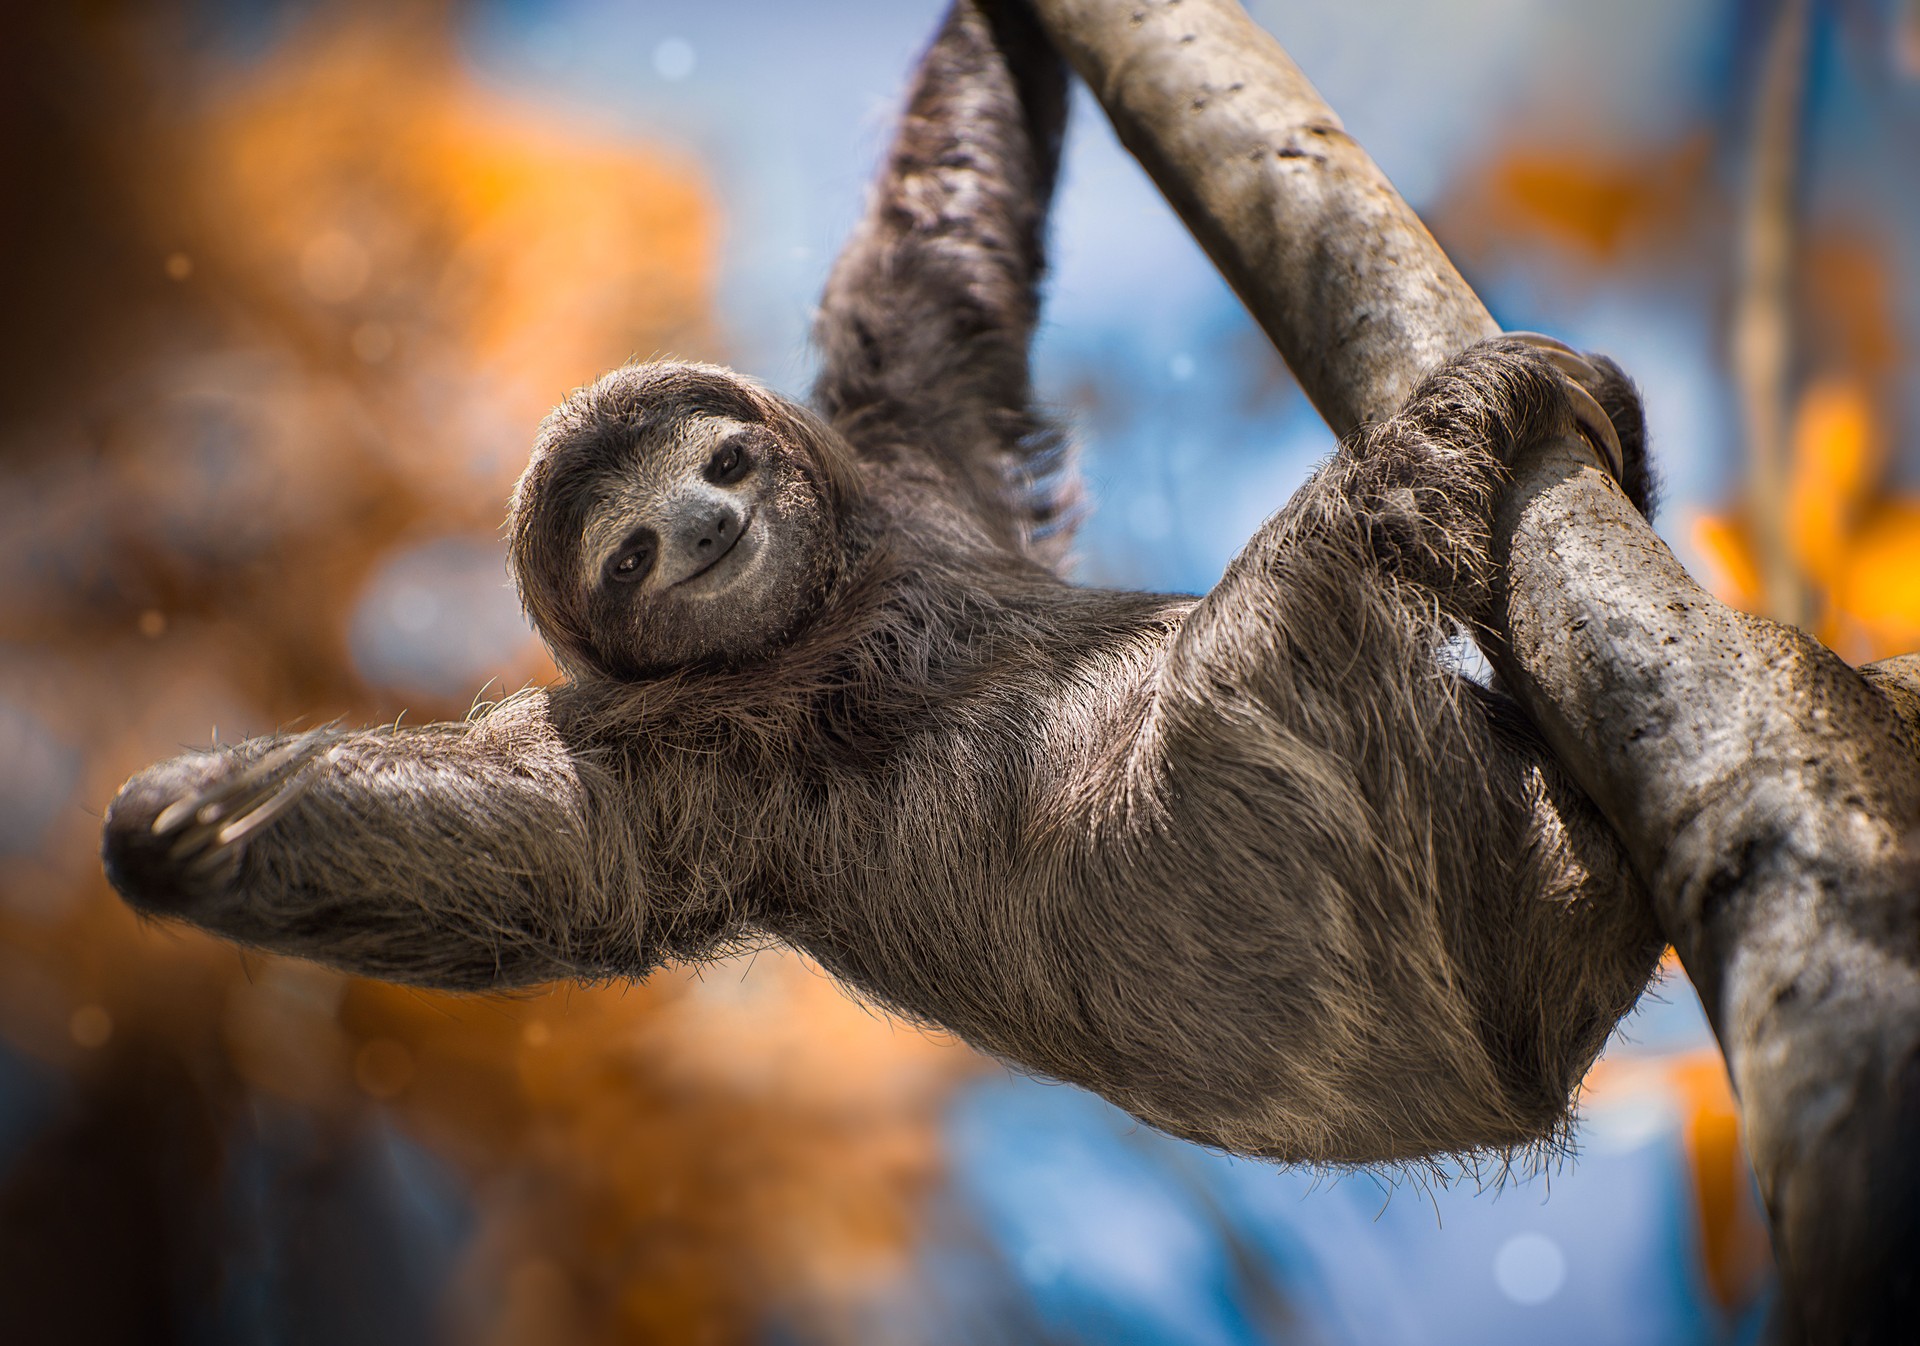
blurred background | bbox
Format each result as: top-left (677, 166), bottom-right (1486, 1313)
top-left (1, 0), bottom-right (1915, 1341)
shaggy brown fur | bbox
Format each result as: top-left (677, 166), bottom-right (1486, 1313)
top-left (102, 0), bottom-right (1663, 1165)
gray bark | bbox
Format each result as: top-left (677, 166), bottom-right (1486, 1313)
top-left (1027, 0), bottom-right (1920, 1340)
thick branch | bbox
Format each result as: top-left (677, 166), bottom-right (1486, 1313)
top-left (1030, 0), bottom-right (1496, 432)
top-left (1491, 444), bottom-right (1920, 1343)
top-left (1029, 0), bottom-right (1920, 1339)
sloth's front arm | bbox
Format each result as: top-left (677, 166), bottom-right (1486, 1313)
top-left (1069, 337), bottom-right (1664, 1159)
top-left (101, 692), bottom-right (657, 990)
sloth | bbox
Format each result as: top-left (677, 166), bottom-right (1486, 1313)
top-left (102, 0), bottom-right (1664, 1164)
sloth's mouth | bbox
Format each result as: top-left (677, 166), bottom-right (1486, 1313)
top-left (673, 510), bottom-right (753, 589)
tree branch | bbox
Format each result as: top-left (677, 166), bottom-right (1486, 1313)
top-left (1028, 0), bottom-right (1920, 1338)
top-left (1732, 0), bottom-right (1812, 628)
top-left (1029, 0), bottom-right (1497, 434)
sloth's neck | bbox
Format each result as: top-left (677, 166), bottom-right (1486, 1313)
top-left (566, 528), bottom-right (1187, 736)
top-left (549, 533), bottom-right (1191, 966)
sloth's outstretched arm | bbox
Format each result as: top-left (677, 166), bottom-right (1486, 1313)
top-left (100, 694), bottom-right (683, 991)
top-left (811, 0), bottom-right (1070, 554)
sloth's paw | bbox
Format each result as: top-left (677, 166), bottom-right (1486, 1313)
top-left (102, 736), bottom-right (327, 917)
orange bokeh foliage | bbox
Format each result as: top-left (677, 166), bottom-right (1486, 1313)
top-left (1584, 1037), bottom-right (1773, 1314)
top-left (0, 5), bottom-right (974, 1341)
top-left (1664, 1054), bottom-right (1773, 1312)
top-left (1441, 136), bottom-right (1714, 267)
top-left (189, 7), bottom-right (713, 424)
top-left (1581, 950), bottom-right (1773, 1314)
top-left (1693, 235), bottom-right (1920, 661)
top-left (1784, 378), bottom-right (1879, 588)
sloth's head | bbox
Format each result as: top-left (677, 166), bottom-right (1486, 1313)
top-left (510, 361), bottom-right (863, 679)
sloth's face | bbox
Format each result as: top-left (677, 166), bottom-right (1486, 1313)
top-left (511, 363), bottom-right (846, 679)
top-left (575, 410), bottom-right (836, 674)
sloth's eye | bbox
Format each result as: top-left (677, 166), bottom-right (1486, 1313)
top-left (606, 530), bottom-right (657, 585)
top-left (706, 437), bottom-right (753, 485)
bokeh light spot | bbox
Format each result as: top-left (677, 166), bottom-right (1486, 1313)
top-left (351, 320), bottom-right (395, 363)
top-left (349, 536), bottom-right (533, 697)
top-left (653, 37), bottom-right (695, 81)
top-left (69, 1005), bottom-right (113, 1050)
top-left (1493, 1232), bottom-right (1567, 1305)
top-left (354, 1038), bottom-right (416, 1099)
top-left (0, 697), bottom-right (81, 857)
top-left (300, 230), bottom-right (372, 303)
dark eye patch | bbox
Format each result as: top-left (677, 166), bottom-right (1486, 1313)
top-left (604, 527), bottom-right (658, 585)
top-left (704, 431), bottom-right (762, 486)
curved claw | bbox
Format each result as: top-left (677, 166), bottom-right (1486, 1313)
top-left (110, 736), bottom-right (330, 910)
top-left (150, 737), bottom-right (326, 840)
top-left (1504, 331), bottom-right (1626, 481)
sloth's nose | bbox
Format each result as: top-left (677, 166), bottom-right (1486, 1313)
top-left (656, 496), bottom-right (747, 586)
top-left (692, 505), bottom-right (740, 554)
